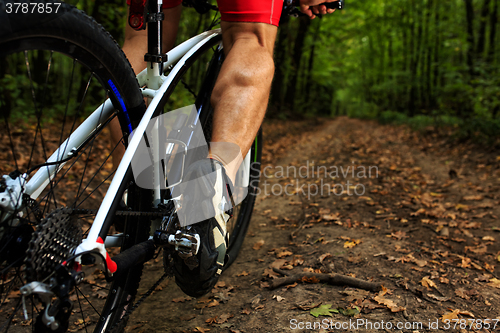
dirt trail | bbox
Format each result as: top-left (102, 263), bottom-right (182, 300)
top-left (127, 117), bottom-right (500, 333)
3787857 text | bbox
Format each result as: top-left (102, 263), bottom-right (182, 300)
top-left (5, 2), bottom-right (61, 14)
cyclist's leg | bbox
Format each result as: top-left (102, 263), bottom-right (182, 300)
top-left (209, 22), bottom-right (277, 182)
top-left (111, 4), bottom-right (182, 169)
top-left (173, 10), bottom-right (279, 298)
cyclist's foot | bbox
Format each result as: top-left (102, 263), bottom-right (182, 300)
top-left (172, 158), bottom-right (234, 297)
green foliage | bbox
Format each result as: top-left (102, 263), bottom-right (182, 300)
top-left (310, 304), bottom-right (339, 317)
top-left (3, 0), bottom-right (499, 137)
top-left (309, 304), bottom-right (360, 318)
top-left (269, 0), bottom-right (500, 139)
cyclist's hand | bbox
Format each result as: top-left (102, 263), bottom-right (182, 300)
top-left (300, 0), bottom-right (337, 19)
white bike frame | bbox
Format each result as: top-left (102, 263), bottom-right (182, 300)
top-left (20, 28), bottom-right (223, 272)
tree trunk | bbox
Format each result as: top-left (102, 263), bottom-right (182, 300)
top-left (423, 0), bottom-right (432, 111)
top-left (305, 20), bottom-right (321, 104)
top-left (487, 0), bottom-right (498, 63)
top-left (270, 16), bottom-right (290, 114)
top-left (464, 0), bottom-right (475, 76)
top-left (409, 0), bottom-right (423, 117)
top-left (284, 16), bottom-right (311, 113)
top-left (477, 0), bottom-right (491, 57)
top-left (432, 1), bottom-right (440, 107)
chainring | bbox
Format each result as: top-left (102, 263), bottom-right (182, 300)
top-left (25, 208), bottom-right (82, 282)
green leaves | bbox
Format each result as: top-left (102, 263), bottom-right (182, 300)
top-left (310, 304), bottom-right (339, 317)
top-left (310, 304), bottom-right (360, 318)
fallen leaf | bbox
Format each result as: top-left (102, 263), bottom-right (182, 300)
top-left (463, 195), bottom-right (483, 201)
top-left (172, 296), bottom-right (191, 303)
top-left (373, 295), bottom-right (405, 312)
top-left (207, 300), bottom-right (219, 307)
top-left (93, 290), bottom-right (107, 299)
top-left (300, 276), bottom-right (320, 284)
top-left (465, 244), bottom-right (487, 254)
top-left (483, 236), bottom-right (495, 241)
top-left (390, 231), bottom-right (407, 240)
top-left (358, 299), bottom-right (385, 310)
top-left (427, 294), bottom-right (449, 302)
top-left (194, 327), bottom-right (210, 333)
top-left (270, 259), bottom-right (288, 269)
top-left (455, 288), bottom-right (470, 300)
top-left (341, 289), bottom-right (370, 302)
top-left (216, 313), bottom-right (233, 324)
top-left (421, 276), bottom-right (436, 289)
top-left (322, 213), bottom-right (339, 221)
top-left (338, 307), bottom-right (360, 317)
top-left (318, 253), bottom-right (332, 262)
top-left (241, 309), bottom-right (251, 315)
top-left (439, 277), bottom-right (449, 284)
top-left (260, 281), bottom-right (270, 288)
top-left (460, 257), bottom-right (471, 268)
top-left (344, 239), bottom-right (362, 248)
top-left (441, 309), bottom-right (460, 321)
top-left (310, 304), bottom-right (339, 318)
top-left (291, 256), bottom-right (304, 266)
top-left (237, 271), bottom-right (249, 277)
top-left (253, 240), bottom-right (265, 250)
top-left (414, 259), bottom-right (427, 267)
top-left (277, 250), bottom-right (293, 258)
top-left (488, 278), bottom-right (500, 289)
top-left (273, 295), bottom-right (285, 302)
top-left (214, 281), bottom-right (226, 288)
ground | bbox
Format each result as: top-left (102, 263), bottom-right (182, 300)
top-left (3, 116), bottom-right (499, 333)
top-left (121, 117), bottom-right (500, 333)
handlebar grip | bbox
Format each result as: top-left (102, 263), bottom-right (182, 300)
top-left (291, 0), bottom-right (343, 10)
top-left (325, 1), bottom-right (343, 10)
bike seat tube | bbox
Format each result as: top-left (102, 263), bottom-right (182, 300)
top-left (145, 0), bottom-right (166, 88)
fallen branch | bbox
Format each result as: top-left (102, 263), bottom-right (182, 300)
top-left (270, 268), bottom-right (382, 292)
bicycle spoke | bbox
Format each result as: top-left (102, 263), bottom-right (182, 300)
top-left (74, 73), bottom-right (96, 202)
top-left (2, 118), bottom-right (19, 172)
top-left (24, 51), bottom-right (58, 213)
top-left (75, 286), bottom-right (101, 318)
top-left (75, 287), bottom-right (90, 333)
top-left (0, 298), bottom-right (22, 333)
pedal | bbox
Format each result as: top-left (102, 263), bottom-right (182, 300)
top-left (154, 230), bottom-right (200, 259)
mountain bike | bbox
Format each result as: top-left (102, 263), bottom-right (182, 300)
top-left (0, 0), bottom-right (342, 332)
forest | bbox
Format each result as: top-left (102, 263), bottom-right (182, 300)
top-left (10, 0), bottom-right (500, 139)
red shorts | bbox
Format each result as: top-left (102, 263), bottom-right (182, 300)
top-left (127, 0), bottom-right (282, 27)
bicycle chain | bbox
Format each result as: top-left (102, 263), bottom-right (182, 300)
top-left (24, 205), bottom-right (173, 331)
top-left (108, 272), bottom-right (169, 332)
top-left (23, 205), bottom-right (168, 282)
top-left (71, 208), bottom-right (169, 217)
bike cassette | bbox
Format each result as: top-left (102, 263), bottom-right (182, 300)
top-left (25, 208), bottom-right (82, 282)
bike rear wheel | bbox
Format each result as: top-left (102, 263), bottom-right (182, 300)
top-left (0, 1), bottom-right (150, 332)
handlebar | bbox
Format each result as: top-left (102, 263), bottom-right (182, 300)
top-left (283, 0), bottom-right (343, 18)
top-left (291, 0), bottom-right (343, 10)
